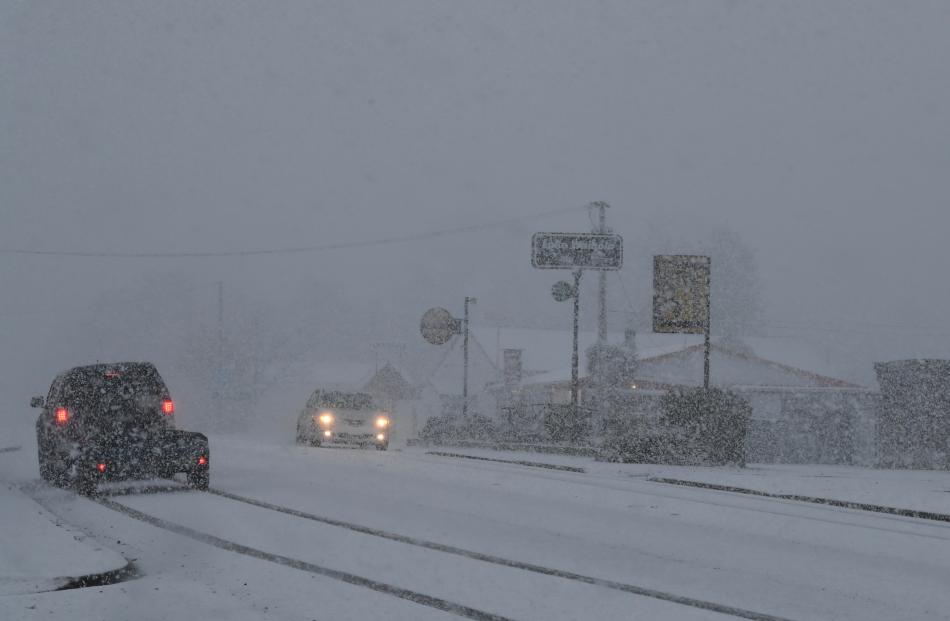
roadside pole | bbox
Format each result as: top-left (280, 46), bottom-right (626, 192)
top-left (571, 270), bottom-right (582, 412)
top-left (531, 226), bottom-right (623, 425)
top-left (704, 265), bottom-right (711, 390)
top-left (591, 201), bottom-right (610, 425)
top-left (463, 296), bottom-right (476, 417)
top-left (420, 304), bottom-right (471, 419)
top-left (652, 255), bottom-right (711, 388)
top-left (591, 202), bottom-right (609, 342)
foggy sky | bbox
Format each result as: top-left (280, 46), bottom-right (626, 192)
top-left (3, 0), bottom-right (950, 417)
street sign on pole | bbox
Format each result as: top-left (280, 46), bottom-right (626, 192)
top-left (420, 301), bottom-right (475, 417)
top-left (551, 280), bottom-right (575, 302)
top-left (420, 307), bottom-right (461, 345)
top-left (653, 254), bottom-right (712, 388)
top-left (652, 255), bottom-right (710, 334)
top-left (531, 233), bottom-right (623, 271)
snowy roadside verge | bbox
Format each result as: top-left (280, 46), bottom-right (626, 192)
top-left (649, 477), bottom-right (950, 523)
top-left (408, 446), bottom-right (950, 519)
top-left (0, 483), bottom-right (131, 595)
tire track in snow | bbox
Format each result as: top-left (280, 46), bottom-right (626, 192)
top-left (425, 451), bottom-right (586, 473)
top-left (93, 496), bottom-right (514, 621)
top-left (208, 487), bottom-right (797, 621)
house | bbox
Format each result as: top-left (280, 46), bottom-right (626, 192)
top-left (467, 327), bottom-right (878, 464)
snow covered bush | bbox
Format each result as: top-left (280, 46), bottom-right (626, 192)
top-left (542, 404), bottom-right (592, 443)
top-left (419, 414), bottom-right (497, 444)
top-left (599, 387), bottom-right (750, 465)
top-left (661, 387), bottom-right (751, 466)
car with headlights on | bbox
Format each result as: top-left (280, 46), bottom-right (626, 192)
top-left (296, 390), bottom-right (390, 450)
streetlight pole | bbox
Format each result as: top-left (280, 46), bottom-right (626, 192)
top-left (462, 296), bottom-right (476, 417)
top-left (590, 202), bottom-right (610, 343)
top-left (590, 201), bottom-right (610, 426)
top-left (571, 270), bottom-right (582, 412)
top-left (703, 259), bottom-right (711, 389)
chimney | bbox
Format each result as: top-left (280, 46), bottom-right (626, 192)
top-left (503, 349), bottom-right (523, 386)
top-left (624, 327), bottom-right (636, 348)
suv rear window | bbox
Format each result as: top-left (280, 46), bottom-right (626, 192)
top-left (63, 364), bottom-right (168, 421)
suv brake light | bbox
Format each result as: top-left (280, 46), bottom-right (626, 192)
top-left (162, 399), bottom-right (175, 415)
top-left (55, 407), bottom-right (69, 425)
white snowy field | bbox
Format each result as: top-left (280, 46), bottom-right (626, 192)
top-left (2, 433), bottom-right (950, 621)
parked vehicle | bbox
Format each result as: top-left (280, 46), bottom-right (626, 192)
top-left (33, 362), bottom-right (210, 494)
top-left (296, 390), bottom-right (390, 450)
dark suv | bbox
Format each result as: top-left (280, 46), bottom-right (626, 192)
top-left (33, 362), bottom-right (210, 494)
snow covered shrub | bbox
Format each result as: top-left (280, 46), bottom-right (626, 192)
top-left (419, 415), bottom-right (456, 443)
top-left (499, 403), bottom-right (547, 443)
top-left (598, 414), bottom-right (678, 463)
top-left (542, 404), bottom-right (592, 443)
top-left (419, 414), bottom-right (497, 444)
top-left (660, 387), bottom-right (751, 466)
top-left (600, 388), bottom-right (752, 465)
top-left (458, 413), bottom-right (497, 442)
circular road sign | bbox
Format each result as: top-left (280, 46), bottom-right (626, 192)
top-left (420, 307), bottom-right (461, 345)
top-left (551, 280), bottom-right (576, 302)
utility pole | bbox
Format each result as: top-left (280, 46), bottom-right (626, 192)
top-left (703, 261), bottom-right (711, 390)
top-left (571, 270), bottom-right (582, 412)
top-left (590, 201), bottom-right (610, 427)
top-left (462, 296), bottom-right (476, 417)
top-left (591, 202), bottom-right (610, 342)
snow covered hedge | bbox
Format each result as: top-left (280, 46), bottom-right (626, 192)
top-left (600, 387), bottom-right (751, 466)
top-left (419, 414), bottom-right (497, 444)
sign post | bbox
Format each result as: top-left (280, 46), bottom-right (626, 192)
top-left (570, 270), bottom-right (582, 412)
top-left (533, 230), bottom-right (624, 416)
top-left (420, 302), bottom-right (475, 417)
top-left (531, 233), bottom-right (623, 271)
top-left (462, 297), bottom-right (476, 417)
top-left (420, 307), bottom-right (460, 346)
top-left (653, 255), bottom-right (712, 388)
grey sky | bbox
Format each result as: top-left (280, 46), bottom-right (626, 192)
top-left (2, 1), bottom-right (949, 408)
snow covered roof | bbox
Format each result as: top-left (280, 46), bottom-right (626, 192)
top-left (467, 327), bottom-right (864, 390)
top-left (469, 327), bottom-right (702, 378)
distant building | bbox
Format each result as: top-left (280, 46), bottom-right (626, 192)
top-left (469, 327), bottom-right (878, 465)
top-left (875, 359), bottom-right (950, 469)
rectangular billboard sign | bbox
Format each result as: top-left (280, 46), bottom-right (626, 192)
top-left (531, 233), bottom-right (623, 270)
top-left (653, 255), bottom-right (710, 334)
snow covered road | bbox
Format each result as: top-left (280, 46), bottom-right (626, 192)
top-left (4, 435), bottom-right (950, 620)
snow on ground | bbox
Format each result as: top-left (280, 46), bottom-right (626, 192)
top-left (413, 445), bottom-right (950, 515)
top-left (0, 482), bottom-right (127, 596)
top-left (3, 431), bottom-right (950, 620)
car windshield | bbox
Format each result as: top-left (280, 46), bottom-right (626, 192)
top-left (308, 391), bottom-right (375, 411)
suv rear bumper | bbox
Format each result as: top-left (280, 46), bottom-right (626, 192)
top-left (76, 430), bottom-right (209, 480)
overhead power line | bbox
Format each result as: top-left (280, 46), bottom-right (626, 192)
top-left (0, 205), bottom-right (585, 259)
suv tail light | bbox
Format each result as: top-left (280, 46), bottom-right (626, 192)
top-left (55, 407), bottom-right (69, 425)
top-left (162, 399), bottom-right (175, 415)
